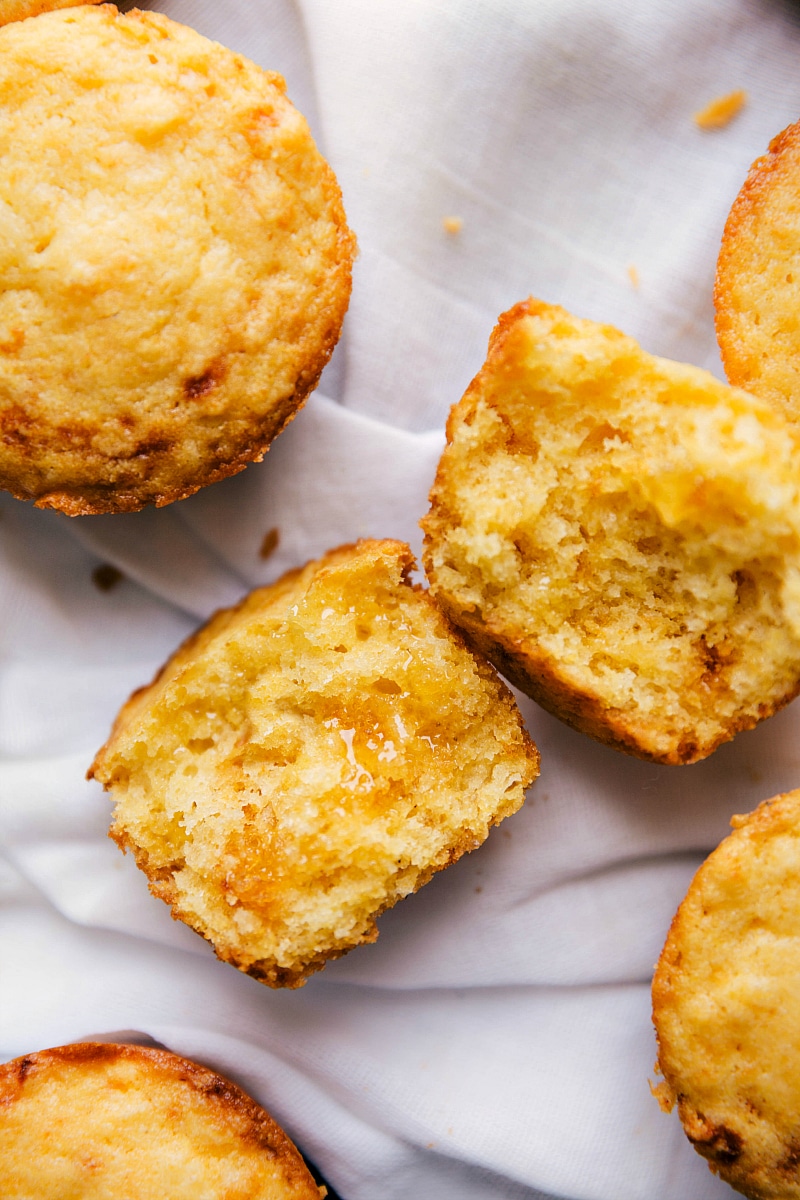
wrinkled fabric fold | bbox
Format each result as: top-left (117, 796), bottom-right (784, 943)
top-left (4, 2), bottom-right (800, 1197)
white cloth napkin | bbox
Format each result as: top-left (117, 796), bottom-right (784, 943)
top-left (3, 2), bottom-right (800, 1197)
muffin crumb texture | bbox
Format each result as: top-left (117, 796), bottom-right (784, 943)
top-left (422, 298), bottom-right (800, 764)
top-left (91, 539), bottom-right (538, 987)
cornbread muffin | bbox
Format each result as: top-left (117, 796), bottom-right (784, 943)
top-left (0, 5), bottom-right (354, 514)
top-left (716, 121), bottom-right (800, 428)
top-left (0, 0), bottom-right (103, 27)
top-left (90, 539), bottom-right (539, 987)
top-left (0, 1041), bottom-right (324, 1198)
top-left (422, 298), bottom-right (800, 765)
top-left (653, 789), bottom-right (800, 1199)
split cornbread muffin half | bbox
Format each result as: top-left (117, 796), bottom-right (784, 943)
top-left (0, 1041), bottom-right (325, 1198)
top-left (90, 539), bottom-right (539, 987)
top-left (653, 788), bottom-right (800, 1200)
top-left (716, 120), bottom-right (800, 430)
top-left (422, 298), bottom-right (800, 765)
top-left (0, 5), bottom-right (354, 513)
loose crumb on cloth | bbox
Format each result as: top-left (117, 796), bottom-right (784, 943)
top-left (694, 89), bottom-right (747, 129)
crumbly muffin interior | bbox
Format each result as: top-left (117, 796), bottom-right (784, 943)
top-left (92, 541), bottom-right (537, 986)
top-left (423, 301), bottom-right (800, 762)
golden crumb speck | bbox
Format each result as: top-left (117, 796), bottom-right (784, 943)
top-left (627, 263), bottom-right (640, 289)
top-left (442, 215), bottom-right (463, 235)
top-left (259, 527), bottom-right (280, 560)
top-left (92, 563), bottom-right (124, 592)
top-left (694, 89), bottom-right (747, 129)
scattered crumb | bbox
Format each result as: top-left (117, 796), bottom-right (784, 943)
top-left (694, 89), bottom-right (747, 129)
top-left (474, 885), bottom-right (482, 893)
top-left (92, 563), bottom-right (124, 592)
top-left (627, 263), bottom-right (640, 289)
top-left (649, 1078), bottom-right (675, 1113)
top-left (259, 527), bottom-right (280, 560)
top-left (442, 215), bottom-right (463, 235)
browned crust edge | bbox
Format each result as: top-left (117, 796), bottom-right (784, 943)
top-left (90, 538), bottom-right (539, 987)
top-left (651, 792), bottom-right (800, 1198)
top-left (424, 588), bottom-right (800, 766)
top-left (714, 120), bottom-right (800, 393)
top-left (0, 1041), bottom-right (323, 1195)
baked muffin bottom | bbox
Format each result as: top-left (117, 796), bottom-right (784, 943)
top-left (91, 539), bottom-right (539, 986)
top-left (423, 298), bottom-right (800, 764)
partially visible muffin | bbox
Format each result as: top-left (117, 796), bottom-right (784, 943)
top-left (0, 5), bottom-right (354, 513)
top-left (90, 539), bottom-right (539, 987)
top-left (0, 1041), bottom-right (324, 1198)
top-left (653, 789), bottom-right (800, 1200)
top-left (0, 0), bottom-right (102, 27)
top-left (716, 120), bottom-right (800, 429)
top-left (422, 298), bottom-right (800, 765)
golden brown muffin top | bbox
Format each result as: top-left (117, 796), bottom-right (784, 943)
top-left (0, 1042), bottom-right (325, 1198)
top-left (423, 298), bottom-right (800, 764)
top-left (653, 788), bottom-right (800, 1200)
top-left (0, 5), bottom-right (354, 513)
top-left (0, 0), bottom-right (103, 26)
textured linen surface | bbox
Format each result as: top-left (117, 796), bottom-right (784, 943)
top-left (2, 2), bottom-right (800, 1198)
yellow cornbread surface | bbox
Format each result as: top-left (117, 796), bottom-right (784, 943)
top-left (653, 789), bottom-right (800, 1200)
top-left (422, 298), bottom-right (800, 765)
top-left (0, 1042), bottom-right (324, 1199)
top-left (716, 121), bottom-right (800, 431)
top-left (0, 0), bottom-right (103, 27)
top-left (90, 539), bottom-right (539, 987)
top-left (0, 5), bottom-right (354, 513)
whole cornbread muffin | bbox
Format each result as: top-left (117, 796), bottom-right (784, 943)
top-left (0, 1042), bottom-right (324, 1198)
top-left (90, 539), bottom-right (539, 987)
top-left (0, 5), bottom-right (354, 513)
top-left (422, 298), bottom-right (800, 765)
top-left (653, 789), bottom-right (800, 1200)
top-left (716, 121), bottom-right (800, 428)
